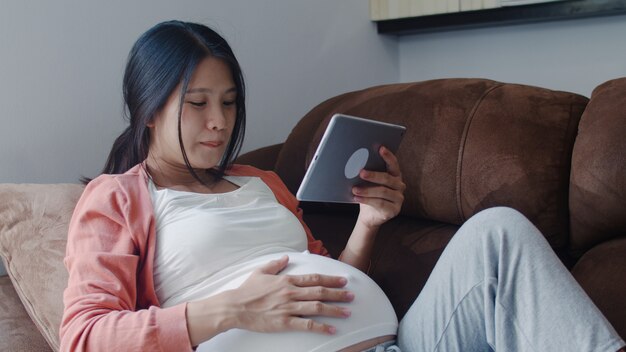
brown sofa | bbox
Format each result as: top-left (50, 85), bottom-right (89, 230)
top-left (1, 78), bottom-right (624, 351)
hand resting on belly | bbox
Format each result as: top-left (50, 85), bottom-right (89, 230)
top-left (195, 251), bottom-right (398, 352)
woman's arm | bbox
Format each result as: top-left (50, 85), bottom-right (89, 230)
top-left (339, 146), bottom-right (405, 272)
top-left (60, 176), bottom-right (192, 352)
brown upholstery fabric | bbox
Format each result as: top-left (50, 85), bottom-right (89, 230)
top-left (571, 238), bottom-right (626, 339)
top-left (458, 84), bottom-right (586, 248)
top-left (369, 218), bottom-right (458, 319)
top-left (280, 79), bottom-right (587, 248)
top-left (569, 78), bottom-right (626, 257)
top-left (235, 143), bottom-right (283, 171)
top-left (0, 183), bottom-right (85, 352)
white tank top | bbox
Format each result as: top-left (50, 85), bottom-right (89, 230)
top-left (149, 176), bottom-right (398, 352)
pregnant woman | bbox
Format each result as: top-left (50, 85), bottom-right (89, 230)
top-left (60, 20), bottom-right (625, 352)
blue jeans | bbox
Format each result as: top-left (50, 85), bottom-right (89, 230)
top-left (395, 207), bottom-right (625, 352)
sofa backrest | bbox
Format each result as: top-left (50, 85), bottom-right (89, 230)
top-left (275, 78), bottom-right (588, 248)
top-left (569, 77), bottom-right (626, 257)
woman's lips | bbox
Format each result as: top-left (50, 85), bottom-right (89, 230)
top-left (200, 141), bottom-right (224, 148)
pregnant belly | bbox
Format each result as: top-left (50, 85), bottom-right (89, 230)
top-left (196, 251), bottom-right (398, 352)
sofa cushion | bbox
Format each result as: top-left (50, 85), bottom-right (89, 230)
top-left (0, 275), bottom-right (52, 351)
top-left (569, 77), bottom-right (626, 256)
top-left (0, 183), bottom-right (84, 351)
top-left (571, 237), bottom-right (626, 339)
top-left (278, 79), bottom-right (588, 248)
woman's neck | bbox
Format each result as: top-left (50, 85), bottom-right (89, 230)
top-left (145, 158), bottom-right (218, 192)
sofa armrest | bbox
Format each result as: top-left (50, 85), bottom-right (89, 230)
top-left (0, 275), bottom-right (52, 351)
top-left (235, 143), bottom-right (283, 171)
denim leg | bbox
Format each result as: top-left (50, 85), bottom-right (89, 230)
top-left (397, 207), bottom-right (625, 352)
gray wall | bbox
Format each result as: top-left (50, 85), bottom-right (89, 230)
top-left (0, 0), bottom-right (397, 185)
top-left (398, 14), bottom-right (626, 96)
top-left (0, 0), bottom-right (397, 276)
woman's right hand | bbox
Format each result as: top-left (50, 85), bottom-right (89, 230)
top-left (229, 255), bottom-right (354, 334)
top-left (186, 255), bottom-right (354, 346)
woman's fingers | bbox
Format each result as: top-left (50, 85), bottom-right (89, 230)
top-left (353, 184), bottom-right (404, 204)
top-left (286, 285), bottom-right (355, 303)
top-left (285, 273), bottom-right (354, 302)
top-left (282, 316), bottom-right (338, 335)
top-left (287, 301), bottom-right (351, 319)
top-left (277, 302), bottom-right (351, 334)
top-left (358, 169), bottom-right (406, 192)
top-left (352, 185), bottom-right (404, 220)
top-left (356, 146), bottom-right (405, 192)
top-left (352, 183), bottom-right (404, 224)
top-left (258, 259), bottom-right (348, 289)
top-left (379, 146), bottom-right (402, 177)
top-left (287, 273), bottom-right (348, 288)
top-left (353, 147), bottom-right (405, 213)
top-left (257, 255), bottom-right (289, 275)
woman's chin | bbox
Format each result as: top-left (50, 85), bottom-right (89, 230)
top-left (189, 159), bottom-right (223, 171)
top-left (188, 154), bottom-right (224, 170)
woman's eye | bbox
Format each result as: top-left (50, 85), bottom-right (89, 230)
top-left (223, 100), bottom-right (236, 107)
top-left (188, 101), bottom-right (206, 107)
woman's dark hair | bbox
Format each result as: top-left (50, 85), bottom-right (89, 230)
top-left (86, 20), bottom-right (246, 184)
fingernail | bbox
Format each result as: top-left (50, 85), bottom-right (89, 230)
top-left (339, 277), bottom-right (347, 285)
top-left (346, 292), bottom-right (355, 300)
top-left (342, 308), bottom-right (352, 317)
top-left (327, 326), bottom-right (337, 334)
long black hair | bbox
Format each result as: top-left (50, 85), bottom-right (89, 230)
top-left (88, 20), bottom-right (246, 184)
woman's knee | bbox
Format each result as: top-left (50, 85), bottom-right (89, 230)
top-left (461, 206), bottom-right (543, 245)
top-left (468, 206), bottom-right (528, 226)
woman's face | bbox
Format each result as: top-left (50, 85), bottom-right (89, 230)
top-left (148, 56), bottom-right (237, 171)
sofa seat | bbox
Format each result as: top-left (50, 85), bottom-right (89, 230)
top-left (0, 275), bottom-right (51, 351)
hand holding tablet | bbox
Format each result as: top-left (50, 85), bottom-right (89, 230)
top-left (296, 114), bottom-right (406, 203)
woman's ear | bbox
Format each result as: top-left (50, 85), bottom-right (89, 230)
top-left (146, 116), bottom-right (157, 128)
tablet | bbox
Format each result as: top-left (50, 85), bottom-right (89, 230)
top-left (296, 114), bottom-right (406, 203)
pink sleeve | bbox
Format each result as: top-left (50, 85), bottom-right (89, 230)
top-left (60, 176), bottom-right (193, 352)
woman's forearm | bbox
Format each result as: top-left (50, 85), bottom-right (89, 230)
top-left (339, 147), bottom-right (405, 272)
top-left (186, 293), bottom-right (236, 347)
top-left (339, 218), bottom-right (380, 273)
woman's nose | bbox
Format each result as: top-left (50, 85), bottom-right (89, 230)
top-left (206, 107), bottom-right (226, 130)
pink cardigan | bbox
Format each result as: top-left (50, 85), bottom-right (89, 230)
top-left (60, 164), bottom-right (328, 352)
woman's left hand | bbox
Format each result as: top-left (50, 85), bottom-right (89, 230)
top-left (352, 146), bottom-right (405, 229)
